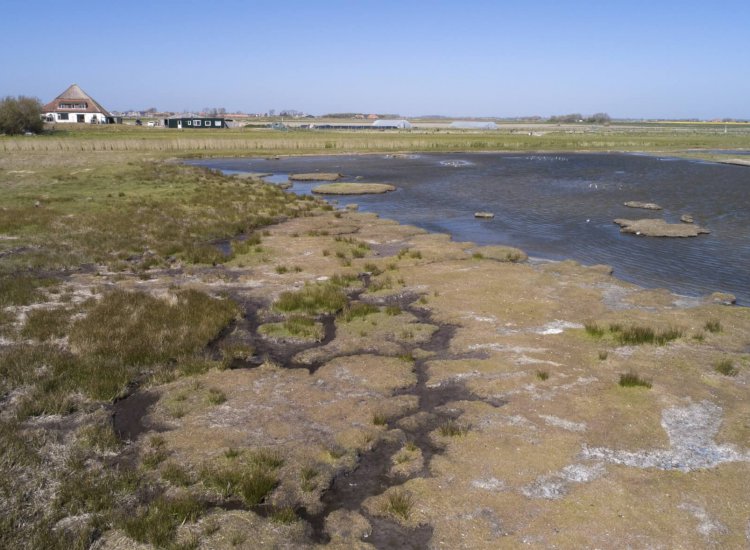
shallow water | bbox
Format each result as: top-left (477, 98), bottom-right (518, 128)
top-left (193, 154), bottom-right (750, 305)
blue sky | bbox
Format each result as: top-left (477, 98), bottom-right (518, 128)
top-left (2, 0), bottom-right (749, 118)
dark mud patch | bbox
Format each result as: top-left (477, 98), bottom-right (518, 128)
top-left (212, 294), bottom-right (338, 373)
top-left (112, 390), bottom-right (163, 442)
top-left (366, 518), bottom-right (434, 550)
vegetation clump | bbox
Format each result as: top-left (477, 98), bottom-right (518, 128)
top-left (714, 358), bottom-right (738, 377)
top-left (619, 371), bottom-right (652, 388)
top-left (384, 488), bottom-right (414, 520)
top-left (259, 314), bottom-right (324, 342)
top-left (275, 282), bottom-right (347, 315)
top-left (0, 95), bottom-right (43, 135)
top-left (70, 289), bottom-right (238, 365)
top-left (200, 449), bottom-right (282, 506)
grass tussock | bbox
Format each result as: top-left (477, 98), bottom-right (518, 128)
top-left (384, 488), bottom-right (414, 521)
top-left (438, 419), bottom-right (469, 437)
top-left (584, 321), bottom-right (682, 346)
top-left (200, 449), bottom-right (282, 506)
top-left (704, 320), bottom-right (722, 333)
top-left (259, 314), bottom-right (324, 341)
top-left (274, 282), bottom-right (347, 315)
top-left (339, 301), bottom-right (379, 322)
top-left (714, 358), bottom-right (738, 377)
top-left (121, 493), bottom-right (204, 548)
top-left (619, 371), bottom-right (652, 388)
top-left (271, 506), bottom-right (298, 524)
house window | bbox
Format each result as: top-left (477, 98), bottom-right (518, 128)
top-left (215, 121), bottom-right (221, 126)
top-left (59, 102), bottom-right (87, 109)
top-left (194, 120), bottom-right (202, 126)
top-left (187, 120), bottom-right (192, 126)
top-left (58, 113), bottom-right (69, 120)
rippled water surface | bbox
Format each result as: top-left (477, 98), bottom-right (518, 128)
top-left (193, 154), bottom-right (750, 305)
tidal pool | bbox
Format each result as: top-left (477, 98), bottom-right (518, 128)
top-left (193, 153), bottom-right (750, 305)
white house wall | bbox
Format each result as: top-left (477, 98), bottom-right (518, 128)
top-left (45, 112), bottom-right (108, 123)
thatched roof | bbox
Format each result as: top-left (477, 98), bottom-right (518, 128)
top-left (43, 84), bottom-right (111, 116)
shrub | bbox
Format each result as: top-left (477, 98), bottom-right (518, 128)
top-left (619, 372), bottom-right (652, 388)
top-left (0, 96), bottom-right (44, 135)
top-left (535, 370), bottom-right (549, 381)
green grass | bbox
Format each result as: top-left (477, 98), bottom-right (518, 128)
top-left (372, 412), bottom-right (388, 426)
top-left (271, 506), bottom-right (298, 524)
top-left (704, 320), bottom-right (722, 333)
top-left (274, 282), bottom-right (347, 315)
top-left (70, 288), bottom-right (238, 366)
top-left (714, 358), bottom-right (738, 377)
top-left (619, 371), bottom-right (652, 388)
top-left (584, 321), bottom-right (605, 338)
top-left (613, 325), bottom-right (683, 346)
top-left (300, 466), bottom-right (319, 492)
top-left (584, 322), bottom-right (682, 346)
top-left (161, 462), bottom-right (194, 487)
top-left (20, 306), bottom-right (72, 341)
top-left (206, 387), bottom-right (227, 405)
top-left (339, 301), bottom-right (379, 322)
top-left (536, 370), bottom-right (549, 381)
top-left (0, 276), bottom-right (57, 307)
top-left (259, 314), bottom-right (324, 341)
top-left (121, 493), bottom-right (204, 548)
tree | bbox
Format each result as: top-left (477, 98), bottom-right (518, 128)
top-left (0, 96), bottom-right (44, 135)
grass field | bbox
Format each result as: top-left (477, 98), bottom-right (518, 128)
top-left (2, 122), bottom-right (750, 158)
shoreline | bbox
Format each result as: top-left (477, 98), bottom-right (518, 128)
top-left (210, 153), bottom-right (746, 306)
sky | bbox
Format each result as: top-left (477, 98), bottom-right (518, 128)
top-left (2, 0), bottom-right (749, 119)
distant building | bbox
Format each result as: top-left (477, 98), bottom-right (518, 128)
top-left (164, 115), bottom-right (228, 129)
top-left (43, 84), bottom-right (120, 124)
top-left (372, 119), bottom-right (412, 129)
top-left (367, 114), bottom-right (379, 120)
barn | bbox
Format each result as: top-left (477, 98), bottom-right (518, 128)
top-left (43, 84), bottom-right (119, 124)
top-left (164, 116), bottom-right (227, 129)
